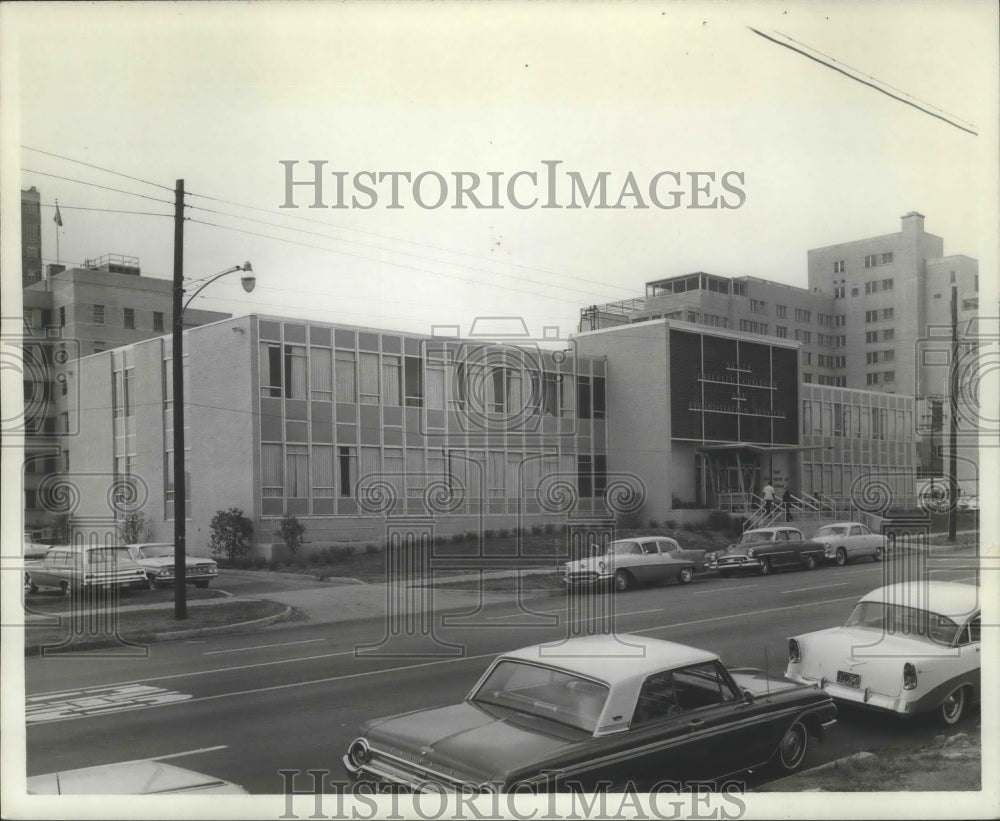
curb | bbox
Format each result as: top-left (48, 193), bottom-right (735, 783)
top-left (24, 600), bottom-right (294, 656)
top-left (155, 603), bottom-right (294, 640)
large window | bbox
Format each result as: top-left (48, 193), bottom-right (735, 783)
top-left (359, 352), bottom-right (380, 404)
top-left (335, 351), bottom-right (356, 402)
top-left (382, 355), bottom-right (402, 405)
top-left (312, 445), bottom-right (335, 497)
top-left (542, 372), bottom-right (562, 416)
top-left (124, 307), bottom-right (135, 329)
top-left (284, 345), bottom-right (307, 399)
top-left (261, 344), bottom-right (283, 397)
top-left (576, 377), bottom-right (592, 419)
top-left (261, 444), bottom-right (283, 497)
top-left (286, 445), bottom-right (309, 497)
top-left (310, 347), bottom-right (332, 400)
top-left (404, 356), bottom-right (423, 407)
top-left (338, 446), bottom-right (356, 497)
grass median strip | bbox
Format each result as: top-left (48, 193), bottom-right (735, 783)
top-left (24, 599), bottom-right (289, 653)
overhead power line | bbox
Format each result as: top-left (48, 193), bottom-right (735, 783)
top-left (21, 168), bottom-right (176, 205)
top-left (746, 27), bottom-right (978, 136)
top-left (22, 145), bottom-right (175, 191)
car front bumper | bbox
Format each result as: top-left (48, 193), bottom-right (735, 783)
top-left (562, 571), bottom-right (613, 586)
top-left (712, 557), bottom-right (760, 572)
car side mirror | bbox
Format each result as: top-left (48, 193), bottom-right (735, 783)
top-left (742, 689), bottom-right (755, 705)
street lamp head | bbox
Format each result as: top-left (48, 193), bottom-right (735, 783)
top-left (240, 262), bottom-right (255, 293)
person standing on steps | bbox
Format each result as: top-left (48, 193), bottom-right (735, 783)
top-left (762, 480), bottom-right (775, 515)
top-left (783, 486), bottom-right (794, 521)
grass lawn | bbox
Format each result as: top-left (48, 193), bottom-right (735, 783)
top-left (230, 527), bottom-right (742, 583)
top-left (24, 598), bottom-right (288, 654)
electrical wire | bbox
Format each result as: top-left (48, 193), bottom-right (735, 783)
top-left (21, 168), bottom-right (176, 205)
top-left (22, 146), bottom-right (175, 192)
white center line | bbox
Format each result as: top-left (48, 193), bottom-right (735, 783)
top-left (694, 584), bottom-right (759, 595)
top-left (203, 638), bottom-right (326, 655)
top-left (487, 607), bottom-right (567, 621)
top-left (781, 582), bottom-right (850, 594)
top-left (569, 607), bottom-right (664, 624)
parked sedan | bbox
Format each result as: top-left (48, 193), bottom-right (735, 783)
top-left (24, 544), bottom-right (147, 595)
top-left (125, 542), bottom-right (219, 590)
top-left (707, 527), bottom-right (826, 577)
top-left (812, 522), bottom-right (887, 565)
top-left (786, 581), bottom-right (980, 725)
top-left (344, 634), bottom-right (836, 792)
top-left (563, 538), bottom-right (699, 592)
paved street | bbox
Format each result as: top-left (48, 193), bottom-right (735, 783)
top-left (24, 547), bottom-right (981, 794)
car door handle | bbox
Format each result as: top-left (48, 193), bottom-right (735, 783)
top-left (687, 719), bottom-right (705, 728)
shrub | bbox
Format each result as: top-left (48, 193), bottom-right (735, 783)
top-left (253, 556), bottom-right (267, 570)
top-left (706, 510), bottom-right (733, 532)
top-left (681, 520), bottom-right (696, 531)
top-left (531, 524), bottom-right (543, 536)
top-left (116, 511), bottom-right (150, 545)
top-left (209, 507), bottom-right (254, 562)
top-left (278, 513), bottom-right (306, 559)
top-left (450, 532), bottom-right (466, 544)
top-left (616, 510), bottom-right (643, 530)
top-left (665, 519), bottom-right (678, 530)
top-left (484, 529), bottom-right (496, 540)
top-left (543, 523), bottom-right (556, 535)
top-left (365, 543), bottom-right (381, 555)
top-left (648, 519), bottom-right (660, 530)
top-left (498, 528), bottom-right (510, 539)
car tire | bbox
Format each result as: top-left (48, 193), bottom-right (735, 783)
top-left (873, 544), bottom-right (884, 562)
top-left (774, 720), bottom-right (809, 773)
top-left (194, 580), bottom-right (210, 589)
top-left (613, 570), bottom-right (633, 592)
top-left (757, 558), bottom-right (771, 576)
top-left (835, 548), bottom-right (847, 567)
top-left (25, 574), bottom-right (39, 594)
top-left (802, 554), bottom-right (818, 570)
top-left (677, 567), bottom-right (694, 584)
top-left (147, 575), bottom-right (159, 591)
top-left (939, 686), bottom-right (966, 726)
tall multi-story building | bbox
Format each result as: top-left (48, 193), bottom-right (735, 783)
top-left (20, 257), bottom-right (229, 534)
top-left (21, 187), bottom-right (42, 286)
top-left (581, 213), bottom-right (979, 400)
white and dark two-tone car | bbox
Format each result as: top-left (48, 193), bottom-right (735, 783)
top-left (345, 634), bottom-right (836, 792)
top-left (562, 538), bottom-right (703, 592)
top-left (125, 542), bottom-right (218, 590)
top-left (811, 522), bottom-right (887, 566)
top-left (786, 581), bottom-right (980, 725)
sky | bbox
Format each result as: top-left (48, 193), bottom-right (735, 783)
top-left (3, 0), bottom-right (997, 341)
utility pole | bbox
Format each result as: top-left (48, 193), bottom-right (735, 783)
top-left (948, 284), bottom-right (958, 542)
top-left (172, 179), bottom-right (188, 618)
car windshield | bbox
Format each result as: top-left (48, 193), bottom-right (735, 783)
top-left (472, 660), bottom-right (609, 733)
top-left (138, 545), bottom-right (174, 558)
top-left (844, 601), bottom-right (960, 646)
top-left (737, 531), bottom-right (773, 544)
top-left (816, 526), bottom-right (848, 537)
top-left (604, 541), bottom-right (642, 556)
top-left (87, 548), bottom-right (132, 566)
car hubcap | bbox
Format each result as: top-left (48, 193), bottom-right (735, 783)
top-left (780, 724), bottom-right (807, 769)
top-left (836, 549), bottom-right (846, 566)
top-left (942, 690), bottom-right (964, 723)
top-left (874, 546), bottom-right (883, 560)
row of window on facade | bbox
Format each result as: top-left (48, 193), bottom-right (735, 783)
top-left (258, 343), bottom-right (607, 418)
top-left (832, 278), bottom-right (892, 299)
top-left (86, 304), bottom-right (165, 331)
top-left (258, 445), bottom-right (609, 501)
top-left (802, 400), bottom-right (909, 440)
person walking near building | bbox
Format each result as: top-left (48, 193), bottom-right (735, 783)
top-left (762, 481), bottom-right (775, 515)
top-left (783, 487), bottom-right (794, 521)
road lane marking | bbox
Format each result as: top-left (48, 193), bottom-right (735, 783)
top-left (781, 583), bottom-right (850, 594)
top-left (487, 607), bottom-right (566, 621)
top-left (202, 638), bottom-right (326, 655)
top-left (693, 584), bottom-right (759, 595)
top-left (569, 607), bottom-right (664, 624)
top-left (28, 595), bottom-right (868, 724)
top-left (633, 595), bottom-right (861, 635)
top-left (27, 684), bottom-right (192, 724)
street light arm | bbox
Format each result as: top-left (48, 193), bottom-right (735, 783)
top-left (180, 263), bottom-right (253, 317)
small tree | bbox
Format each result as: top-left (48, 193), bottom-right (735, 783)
top-left (278, 512), bottom-right (306, 559)
top-left (116, 511), bottom-right (149, 544)
top-left (209, 508), bottom-right (254, 563)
